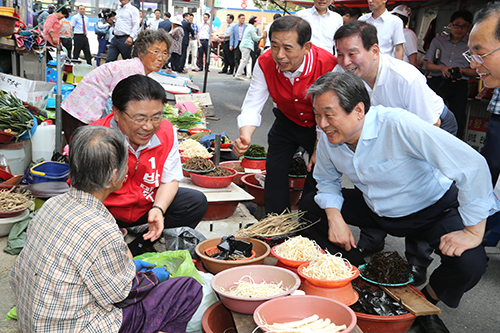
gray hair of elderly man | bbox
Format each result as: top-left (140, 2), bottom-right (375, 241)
top-left (69, 126), bottom-right (128, 193)
top-left (307, 72), bottom-right (371, 115)
top-left (473, 1), bottom-right (500, 41)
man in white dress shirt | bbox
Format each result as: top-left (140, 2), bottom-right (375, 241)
top-left (296, 0), bottom-right (343, 54)
top-left (358, 0), bottom-right (405, 60)
top-left (148, 9), bottom-right (163, 30)
top-left (106, 0), bottom-right (140, 62)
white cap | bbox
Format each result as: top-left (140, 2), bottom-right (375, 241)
top-left (391, 5), bottom-right (411, 18)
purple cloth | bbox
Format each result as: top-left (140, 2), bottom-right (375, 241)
top-left (119, 276), bottom-right (202, 333)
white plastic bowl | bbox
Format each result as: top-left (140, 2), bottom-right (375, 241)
top-left (0, 209), bottom-right (29, 236)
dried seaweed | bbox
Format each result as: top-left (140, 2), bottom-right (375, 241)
top-left (205, 166), bottom-right (232, 177)
top-left (243, 144), bottom-right (267, 157)
top-left (362, 251), bottom-right (412, 284)
top-left (351, 282), bottom-right (409, 316)
top-left (288, 156), bottom-right (307, 176)
top-left (183, 156), bottom-right (213, 171)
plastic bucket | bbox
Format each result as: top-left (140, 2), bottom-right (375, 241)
top-left (0, 140), bottom-right (27, 175)
top-left (30, 161), bottom-right (69, 183)
top-left (31, 120), bottom-right (55, 162)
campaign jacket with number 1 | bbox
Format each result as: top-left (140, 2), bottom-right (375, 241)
top-left (91, 113), bottom-right (176, 223)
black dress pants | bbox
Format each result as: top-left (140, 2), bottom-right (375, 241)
top-left (222, 40), bottom-right (234, 73)
top-left (265, 108), bottom-right (316, 214)
top-left (73, 34), bottom-right (92, 64)
top-left (299, 185), bottom-right (487, 308)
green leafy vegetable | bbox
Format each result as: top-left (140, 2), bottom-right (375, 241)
top-left (244, 144), bottom-right (267, 158)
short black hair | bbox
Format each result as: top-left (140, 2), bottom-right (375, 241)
top-left (182, 12), bottom-right (189, 18)
top-left (164, 12), bottom-right (171, 18)
top-left (473, 1), bottom-right (500, 41)
top-left (227, 13), bottom-right (234, 20)
top-left (238, 13), bottom-right (245, 19)
top-left (57, 7), bottom-right (69, 15)
top-left (204, 13), bottom-right (210, 19)
top-left (450, 10), bottom-right (473, 24)
top-left (345, 7), bottom-right (362, 18)
top-left (273, 13), bottom-right (282, 20)
top-left (334, 20), bottom-right (378, 51)
top-left (154, 9), bottom-right (160, 13)
top-left (112, 74), bottom-right (167, 112)
top-left (249, 17), bottom-right (257, 25)
top-left (269, 16), bottom-right (311, 47)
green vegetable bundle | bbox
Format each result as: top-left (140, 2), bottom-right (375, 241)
top-left (0, 91), bottom-right (35, 140)
top-left (168, 110), bottom-right (204, 130)
top-left (244, 144), bottom-right (267, 158)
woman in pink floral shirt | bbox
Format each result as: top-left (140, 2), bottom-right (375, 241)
top-left (61, 29), bottom-right (172, 141)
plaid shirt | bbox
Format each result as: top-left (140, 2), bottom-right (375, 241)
top-left (191, 23), bottom-right (198, 40)
top-left (488, 88), bottom-right (500, 116)
top-left (11, 188), bottom-right (136, 332)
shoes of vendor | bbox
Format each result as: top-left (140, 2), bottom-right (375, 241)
top-left (412, 315), bottom-right (450, 333)
top-left (219, 70), bottom-right (227, 74)
top-left (226, 71), bottom-right (233, 75)
top-left (411, 265), bottom-right (428, 286)
top-left (180, 70), bottom-right (187, 74)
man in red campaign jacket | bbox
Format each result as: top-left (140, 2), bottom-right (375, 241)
top-left (233, 16), bottom-right (337, 214)
top-left (91, 74), bottom-right (207, 255)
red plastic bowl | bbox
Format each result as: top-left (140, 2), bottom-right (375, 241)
top-left (298, 263), bottom-right (360, 288)
top-left (354, 282), bottom-right (423, 333)
top-left (271, 244), bottom-right (326, 268)
top-left (202, 201), bottom-right (239, 220)
top-left (241, 173), bottom-right (302, 206)
top-left (0, 131), bottom-right (15, 144)
top-left (289, 175), bottom-right (306, 189)
top-left (188, 128), bottom-right (211, 135)
top-left (211, 265), bottom-right (301, 314)
top-left (189, 167), bottom-right (236, 188)
top-left (254, 295), bottom-right (357, 332)
top-left (240, 157), bottom-right (266, 170)
top-left (211, 140), bottom-right (233, 148)
top-left (201, 301), bottom-right (235, 333)
top-left (220, 161), bottom-right (245, 186)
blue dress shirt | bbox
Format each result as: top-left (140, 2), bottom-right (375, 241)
top-left (70, 14), bottom-right (89, 34)
top-left (314, 105), bottom-right (499, 226)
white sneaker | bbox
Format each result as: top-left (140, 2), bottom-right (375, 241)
top-left (235, 76), bottom-right (246, 80)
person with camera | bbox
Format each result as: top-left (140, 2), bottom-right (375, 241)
top-left (95, 9), bottom-right (116, 66)
top-left (425, 10), bottom-right (477, 139)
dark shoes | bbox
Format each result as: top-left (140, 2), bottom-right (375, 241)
top-left (411, 265), bottom-right (428, 286)
top-left (226, 71), bottom-right (233, 75)
top-left (180, 70), bottom-right (187, 74)
top-left (412, 315), bottom-right (450, 333)
top-left (219, 70), bottom-right (227, 74)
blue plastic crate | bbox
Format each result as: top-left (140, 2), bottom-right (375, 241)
top-left (30, 161), bottom-right (69, 183)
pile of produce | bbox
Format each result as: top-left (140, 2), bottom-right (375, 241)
top-left (274, 236), bottom-right (322, 262)
top-left (361, 251), bottom-right (412, 284)
top-left (219, 275), bottom-right (288, 298)
top-left (236, 211), bottom-right (315, 238)
top-left (164, 102), bottom-right (204, 130)
top-left (351, 282), bottom-right (408, 316)
top-left (289, 155), bottom-right (307, 176)
top-left (205, 166), bottom-right (232, 177)
top-left (302, 253), bottom-right (355, 281)
top-left (0, 187), bottom-right (32, 212)
top-left (0, 91), bottom-right (35, 140)
top-left (256, 314), bottom-right (347, 332)
top-left (183, 156), bottom-right (213, 171)
top-left (179, 139), bottom-right (211, 158)
top-left (243, 144), bottom-right (267, 158)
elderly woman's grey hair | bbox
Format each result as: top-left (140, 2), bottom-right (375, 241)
top-left (69, 126), bottom-right (128, 193)
top-left (307, 72), bottom-right (371, 115)
top-left (132, 29), bottom-right (173, 59)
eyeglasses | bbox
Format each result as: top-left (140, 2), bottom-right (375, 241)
top-left (147, 50), bottom-right (169, 59)
top-left (123, 110), bottom-right (163, 126)
top-left (463, 46), bottom-right (500, 65)
top-left (450, 23), bottom-right (470, 30)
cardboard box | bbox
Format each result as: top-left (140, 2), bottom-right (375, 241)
top-left (0, 73), bottom-right (55, 109)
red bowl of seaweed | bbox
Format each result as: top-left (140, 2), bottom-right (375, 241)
top-left (189, 166), bottom-right (236, 188)
top-left (358, 251), bottom-right (413, 286)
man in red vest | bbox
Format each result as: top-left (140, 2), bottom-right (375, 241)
top-left (233, 16), bottom-right (337, 214)
top-left (91, 75), bottom-right (208, 255)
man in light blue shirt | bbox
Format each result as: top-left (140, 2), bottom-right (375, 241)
top-left (300, 72), bottom-right (498, 332)
top-left (70, 5), bottom-right (92, 64)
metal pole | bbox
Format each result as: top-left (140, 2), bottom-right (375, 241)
top-left (55, 44), bottom-right (62, 153)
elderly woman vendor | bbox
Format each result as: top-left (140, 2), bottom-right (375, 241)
top-left (61, 28), bottom-right (172, 141)
top-left (10, 126), bottom-right (202, 332)
top-left (91, 74), bottom-right (208, 256)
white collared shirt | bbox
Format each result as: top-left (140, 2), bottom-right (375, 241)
top-left (237, 54), bottom-right (306, 128)
top-left (114, 2), bottom-right (140, 39)
top-left (333, 54), bottom-right (444, 125)
top-left (198, 22), bottom-right (210, 39)
top-left (359, 9), bottom-right (405, 57)
top-left (147, 17), bottom-right (163, 30)
top-left (296, 7), bottom-right (342, 54)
